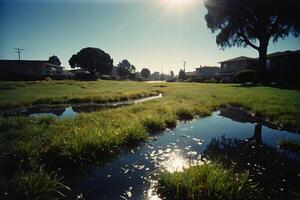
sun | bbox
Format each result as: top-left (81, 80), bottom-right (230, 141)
top-left (165, 0), bottom-right (195, 7)
top-left (161, 0), bottom-right (197, 11)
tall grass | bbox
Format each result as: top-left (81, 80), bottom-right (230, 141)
top-left (11, 168), bottom-right (70, 200)
top-left (158, 162), bottom-right (263, 200)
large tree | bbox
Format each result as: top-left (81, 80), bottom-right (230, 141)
top-left (117, 59), bottom-right (136, 78)
top-left (204, 0), bottom-right (300, 79)
top-left (48, 55), bottom-right (61, 66)
top-left (141, 68), bottom-right (151, 79)
top-left (69, 47), bottom-right (113, 75)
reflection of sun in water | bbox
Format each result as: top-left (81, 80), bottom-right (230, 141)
top-left (163, 152), bottom-right (189, 172)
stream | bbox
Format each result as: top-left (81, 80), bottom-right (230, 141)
top-left (0, 94), bottom-right (163, 119)
top-left (64, 107), bottom-right (300, 200)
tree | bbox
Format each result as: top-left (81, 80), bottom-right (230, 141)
top-left (48, 55), bottom-right (61, 66)
top-left (141, 68), bottom-right (151, 79)
top-left (178, 69), bottom-right (186, 80)
top-left (117, 59), bottom-right (136, 79)
top-left (160, 73), bottom-right (165, 81)
top-left (69, 47), bottom-right (113, 75)
top-left (170, 70), bottom-right (174, 79)
top-left (204, 0), bottom-right (300, 79)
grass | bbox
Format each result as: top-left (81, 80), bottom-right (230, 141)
top-left (11, 167), bottom-right (70, 200)
top-left (279, 139), bottom-right (300, 154)
top-left (1, 81), bottom-right (299, 162)
top-left (158, 162), bottom-right (263, 200)
top-left (0, 80), bottom-right (300, 198)
top-left (0, 80), bottom-right (162, 108)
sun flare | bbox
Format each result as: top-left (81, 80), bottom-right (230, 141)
top-left (165, 0), bottom-right (195, 7)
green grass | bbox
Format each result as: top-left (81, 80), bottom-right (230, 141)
top-left (158, 162), bottom-right (263, 200)
top-left (0, 80), bottom-right (300, 198)
top-left (279, 139), bottom-right (300, 154)
top-left (11, 168), bottom-right (70, 200)
top-left (0, 80), bottom-right (162, 108)
top-left (1, 81), bottom-right (300, 163)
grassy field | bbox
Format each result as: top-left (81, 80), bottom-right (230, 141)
top-left (0, 81), bottom-right (162, 107)
top-left (0, 80), bottom-right (300, 199)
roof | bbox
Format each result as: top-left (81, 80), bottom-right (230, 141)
top-left (219, 56), bottom-right (256, 64)
top-left (196, 66), bottom-right (220, 70)
top-left (266, 50), bottom-right (300, 59)
top-left (0, 60), bottom-right (62, 68)
top-left (185, 71), bottom-right (197, 76)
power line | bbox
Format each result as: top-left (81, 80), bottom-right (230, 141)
top-left (14, 48), bottom-right (24, 60)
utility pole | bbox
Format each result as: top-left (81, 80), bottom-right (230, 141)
top-left (15, 48), bottom-right (24, 61)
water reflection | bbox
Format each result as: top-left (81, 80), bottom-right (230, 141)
top-left (1, 94), bottom-right (163, 119)
top-left (204, 134), bottom-right (300, 199)
top-left (63, 108), bottom-right (300, 200)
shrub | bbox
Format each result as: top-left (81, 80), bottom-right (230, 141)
top-left (235, 70), bottom-right (257, 83)
top-left (204, 79), bottom-right (217, 83)
top-left (220, 78), bottom-right (229, 83)
top-left (158, 162), bottom-right (263, 200)
top-left (44, 77), bottom-right (52, 81)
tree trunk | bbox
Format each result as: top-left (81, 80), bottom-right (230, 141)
top-left (258, 40), bottom-right (268, 82)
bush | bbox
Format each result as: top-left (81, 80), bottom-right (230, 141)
top-left (235, 70), bottom-right (257, 83)
top-left (204, 79), bottom-right (217, 83)
top-left (220, 78), bottom-right (229, 83)
top-left (44, 77), bottom-right (52, 81)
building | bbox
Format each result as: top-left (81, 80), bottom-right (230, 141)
top-left (215, 56), bottom-right (257, 82)
top-left (215, 50), bottom-right (300, 84)
top-left (185, 71), bottom-right (197, 79)
top-left (0, 60), bottom-right (65, 80)
top-left (266, 50), bottom-right (300, 84)
top-left (195, 66), bottom-right (220, 80)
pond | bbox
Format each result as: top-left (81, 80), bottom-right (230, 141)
top-left (0, 94), bottom-right (163, 119)
top-left (64, 107), bottom-right (300, 200)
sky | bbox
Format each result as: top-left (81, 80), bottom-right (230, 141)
top-left (0, 0), bottom-right (299, 74)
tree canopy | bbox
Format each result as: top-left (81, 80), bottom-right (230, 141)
top-left (117, 59), bottom-right (136, 78)
top-left (179, 69), bottom-right (186, 80)
top-left (170, 70), bottom-right (174, 79)
top-left (69, 47), bottom-right (113, 75)
top-left (204, 0), bottom-right (300, 77)
top-left (48, 55), bottom-right (61, 66)
top-left (141, 68), bottom-right (151, 79)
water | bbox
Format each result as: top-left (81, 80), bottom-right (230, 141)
top-left (64, 107), bottom-right (300, 200)
top-left (1, 94), bottom-right (163, 119)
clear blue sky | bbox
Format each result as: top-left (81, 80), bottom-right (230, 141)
top-left (1, 0), bottom-right (299, 74)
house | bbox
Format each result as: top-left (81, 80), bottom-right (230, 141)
top-left (0, 60), bottom-right (65, 80)
top-left (266, 50), bottom-right (300, 85)
top-left (185, 71), bottom-right (197, 79)
top-left (195, 66), bottom-right (220, 80)
top-left (214, 50), bottom-right (300, 84)
top-left (215, 56), bottom-right (257, 82)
